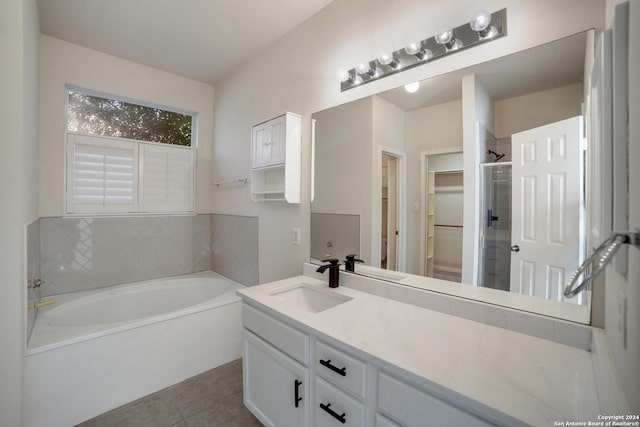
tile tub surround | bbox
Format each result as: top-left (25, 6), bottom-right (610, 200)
top-left (238, 274), bottom-right (626, 426)
top-left (26, 219), bottom-right (41, 342)
top-left (210, 214), bottom-right (259, 286)
top-left (39, 215), bottom-right (212, 296)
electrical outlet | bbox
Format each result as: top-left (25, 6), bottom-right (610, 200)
top-left (292, 227), bottom-right (301, 245)
top-left (617, 290), bottom-right (628, 350)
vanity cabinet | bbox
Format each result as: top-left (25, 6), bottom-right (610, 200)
top-left (243, 331), bottom-right (309, 427)
top-left (250, 112), bottom-right (301, 203)
top-left (242, 304), bottom-right (310, 426)
top-left (315, 341), bottom-right (367, 426)
top-left (242, 302), bottom-right (497, 427)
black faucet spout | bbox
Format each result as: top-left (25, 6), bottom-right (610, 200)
top-left (316, 258), bottom-right (341, 287)
top-left (344, 254), bottom-right (364, 272)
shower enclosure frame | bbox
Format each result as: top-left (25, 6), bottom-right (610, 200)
top-left (477, 161), bottom-right (513, 290)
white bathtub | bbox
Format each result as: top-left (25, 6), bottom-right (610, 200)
top-left (24, 271), bottom-right (245, 427)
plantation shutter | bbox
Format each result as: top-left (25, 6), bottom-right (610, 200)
top-left (139, 144), bottom-right (194, 212)
top-left (66, 134), bottom-right (138, 214)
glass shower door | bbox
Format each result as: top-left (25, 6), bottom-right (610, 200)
top-left (478, 163), bottom-right (512, 290)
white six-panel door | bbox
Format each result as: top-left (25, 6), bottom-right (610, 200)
top-left (510, 116), bottom-right (582, 303)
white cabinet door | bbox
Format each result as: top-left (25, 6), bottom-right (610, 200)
top-left (243, 330), bottom-right (309, 427)
top-left (252, 116), bottom-right (286, 168)
top-left (510, 116), bottom-right (582, 303)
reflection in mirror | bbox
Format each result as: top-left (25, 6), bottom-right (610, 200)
top-left (311, 31), bottom-right (594, 321)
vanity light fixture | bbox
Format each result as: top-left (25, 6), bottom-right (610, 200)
top-left (470, 10), bottom-right (499, 39)
top-left (404, 42), bottom-right (433, 61)
top-left (338, 8), bottom-right (507, 91)
top-left (435, 29), bottom-right (463, 51)
top-left (378, 52), bottom-right (401, 69)
top-left (356, 61), bottom-right (378, 78)
top-left (336, 69), bottom-right (363, 86)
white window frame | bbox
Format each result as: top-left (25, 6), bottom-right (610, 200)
top-left (64, 86), bottom-right (197, 216)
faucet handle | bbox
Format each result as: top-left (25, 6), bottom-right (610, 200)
top-left (345, 254), bottom-right (364, 263)
top-left (321, 258), bottom-right (340, 265)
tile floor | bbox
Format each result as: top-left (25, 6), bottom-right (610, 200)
top-left (77, 359), bottom-right (262, 427)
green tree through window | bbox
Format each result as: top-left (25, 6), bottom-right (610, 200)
top-left (67, 90), bottom-right (193, 146)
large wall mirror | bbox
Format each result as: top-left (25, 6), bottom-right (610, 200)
top-left (311, 30), bottom-right (596, 323)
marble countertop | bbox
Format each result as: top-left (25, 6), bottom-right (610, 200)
top-left (238, 275), bottom-right (603, 426)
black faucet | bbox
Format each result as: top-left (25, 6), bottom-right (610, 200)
top-left (344, 254), bottom-right (364, 272)
top-left (316, 258), bottom-right (341, 288)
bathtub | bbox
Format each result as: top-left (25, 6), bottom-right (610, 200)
top-left (24, 271), bottom-right (245, 427)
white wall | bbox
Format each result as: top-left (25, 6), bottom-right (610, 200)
top-left (371, 96), bottom-right (406, 267)
top-left (38, 35), bottom-right (215, 216)
top-left (494, 82), bottom-right (584, 138)
top-left (462, 75), bottom-right (493, 284)
top-left (212, 0), bottom-right (604, 284)
top-left (0, 0), bottom-right (39, 424)
top-left (405, 100), bottom-right (463, 274)
top-left (604, 0), bottom-right (640, 412)
top-left (312, 97), bottom-right (373, 260)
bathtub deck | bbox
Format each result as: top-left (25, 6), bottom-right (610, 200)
top-left (77, 358), bottom-right (261, 427)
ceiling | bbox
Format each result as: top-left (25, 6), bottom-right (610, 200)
top-left (38, 0), bottom-right (334, 85)
top-left (378, 31), bottom-right (587, 111)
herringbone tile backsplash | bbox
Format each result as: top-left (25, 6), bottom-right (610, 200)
top-left (39, 215), bottom-right (212, 296)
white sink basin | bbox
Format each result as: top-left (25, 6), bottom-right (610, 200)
top-left (271, 285), bottom-right (352, 313)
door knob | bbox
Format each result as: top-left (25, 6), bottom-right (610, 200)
top-left (510, 245), bottom-right (520, 252)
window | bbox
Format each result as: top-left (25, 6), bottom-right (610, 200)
top-left (65, 87), bottom-right (196, 215)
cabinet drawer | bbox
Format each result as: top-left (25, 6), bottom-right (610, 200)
top-left (243, 303), bottom-right (308, 364)
top-left (377, 372), bottom-right (492, 427)
top-left (316, 341), bottom-right (366, 399)
top-left (315, 377), bottom-right (365, 427)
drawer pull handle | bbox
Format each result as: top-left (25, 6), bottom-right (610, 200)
top-left (294, 379), bottom-right (302, 408)
top-left (319, 359), bottom-right (347, 376)
top-left (319, 402), bottom-right (346, 424)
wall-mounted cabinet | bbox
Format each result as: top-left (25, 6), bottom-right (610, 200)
top-left (250, 112), bottom-right (302, 203)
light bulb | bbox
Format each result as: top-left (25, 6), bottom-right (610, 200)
top-left (356, 62), bottom-right (372, 75)
top-left (377, 53), bottom-right (394, 66)
top-left (470, 10), bottom-right (498, 39)
top-left (405, 42), bottom-right (433, 61)
top-left (404, 42), bottom-right (421, 56)
top-left (378, 52), bottom-right (400, 70)
top-left (435, 28), bottom-right (462, 51)
top-left (404, 82), bottom-right (420, 93)
top-left (435, 29), bottom-right (453, 45)
top-left (470, 10), bottom-right (491, 32)
top-left (353, 75), bottom-right (363, 85)
top-left (336, 68), bottom-right (350, 83)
